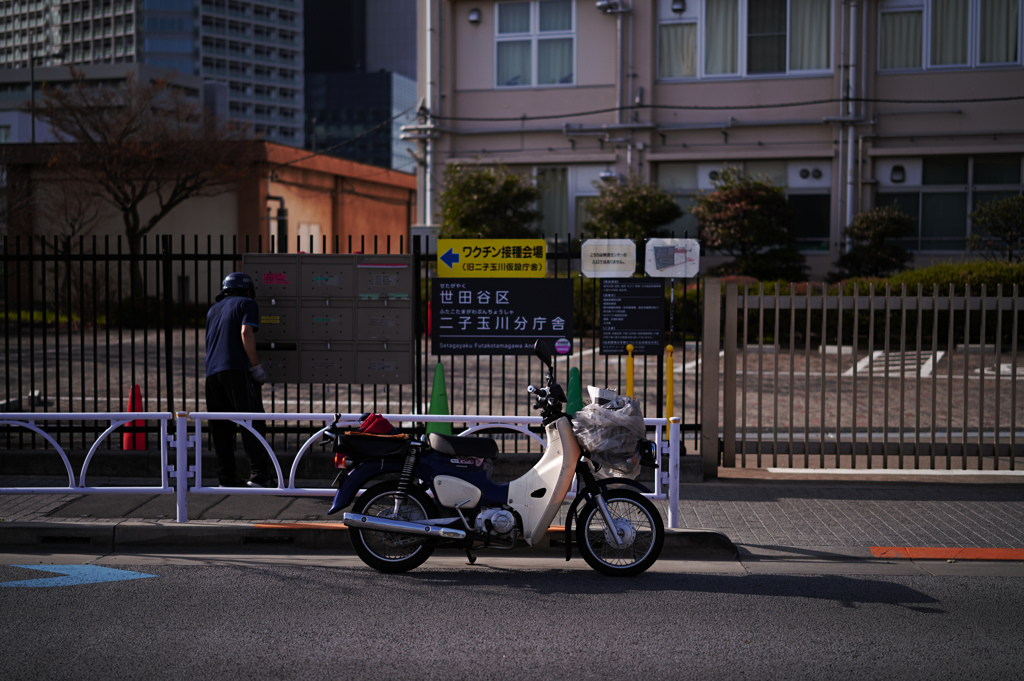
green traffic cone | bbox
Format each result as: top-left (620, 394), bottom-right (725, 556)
top-left (566, 366), bottom-right (583, 417)
top-left (425, 362), bottom-right (453, 436)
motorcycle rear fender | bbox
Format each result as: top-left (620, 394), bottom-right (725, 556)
top-left (326, 459), bottom-right (401, 515)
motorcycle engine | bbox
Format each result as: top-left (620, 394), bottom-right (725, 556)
top-left (474, 507), bottom-right (517, 537)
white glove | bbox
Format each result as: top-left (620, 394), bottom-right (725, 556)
top-left (249, 364), bottom-right (267, 385)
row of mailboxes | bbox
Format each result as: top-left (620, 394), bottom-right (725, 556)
top-left (242, 254), bottom-right (415, 384)
top-left (243, 254), bottom-right (413, 301)
top-left (257, 298), bottom-right (411, 342)
top-left (258, 342), bottom-right (412, 385)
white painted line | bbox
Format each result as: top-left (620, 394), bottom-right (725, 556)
top-left (766, 468), bottom-right (1024, 476)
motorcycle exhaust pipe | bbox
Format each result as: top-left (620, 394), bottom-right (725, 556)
top-left (343, 512), bottom-right (466, 540)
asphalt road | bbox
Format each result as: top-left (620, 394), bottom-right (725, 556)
top-left (2, 552), bottom-right (1023, 681)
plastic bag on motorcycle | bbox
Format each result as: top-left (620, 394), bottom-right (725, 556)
top-left (571, 390), bottom-right (647, 480)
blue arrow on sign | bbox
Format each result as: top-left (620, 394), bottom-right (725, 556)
top-left (1, 565), bottom-right (158, 588)
top-left (439, 248), bottom-right (460, 269)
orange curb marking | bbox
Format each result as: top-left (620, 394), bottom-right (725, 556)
top-left (253, 523), bottom-right (349, 530)
top-left (871, 547), bottom-right (1024, 561)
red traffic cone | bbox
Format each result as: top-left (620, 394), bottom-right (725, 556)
top-left (122, 384), bottom-right (146, 450)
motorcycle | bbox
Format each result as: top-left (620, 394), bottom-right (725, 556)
top-left (325, 340), bottom-right (665, 576)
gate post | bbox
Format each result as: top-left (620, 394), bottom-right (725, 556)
top-left (174, 412), bottom-right (190, 523)
top-left (700, 279), bottom-right (722, 478)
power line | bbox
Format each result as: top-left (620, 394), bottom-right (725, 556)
top-left (427, 95), bottom-right (1024, 123)
top-left (272, 105), bottom-right (416, 171)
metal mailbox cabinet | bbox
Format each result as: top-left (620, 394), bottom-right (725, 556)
top-left (241, 253), bottom-right (414, 384)
top-left (256, 298), bottom-right (297, 341)
top-left (299, 255), bottom-right (355, 300)
top-left (356, 301), bottom-right (411, 341)
top-left (300, 342), bottom-right (354, 384)
top-left (299, 300), bottom-right (354, 342)
top-left (244, 255), bottom-right (299, 298)
top-left (356, 342), bottom-right (412, 384)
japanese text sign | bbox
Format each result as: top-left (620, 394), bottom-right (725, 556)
top-left (581, 239), bottom-right (636, 278)
top-left (436, 239), bottom-right (547, 278)
top-left (432, 279), bottom-right (573, 355)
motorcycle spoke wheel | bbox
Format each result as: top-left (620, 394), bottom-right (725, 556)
top-left (576, 489), bottom-right (664, 577)
top-left (350, 482), bottom-right (437, 573)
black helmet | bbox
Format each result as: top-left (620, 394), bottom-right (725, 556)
top-left (216, 272), bottom-right (255, 301)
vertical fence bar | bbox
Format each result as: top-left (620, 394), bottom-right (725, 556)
top-left (772, 285), bottom-right (780, 467)
top-left (962, 283), bottom-right (971, 469)
top-left (788, 286), bottom-right (796, 465)
top-left (883, 284), bottom-right (892, 468)
top-left (175, 412), bottom-right (189, 523)
top-left (756, 283), bottom-right (764, 467)
top-left (977, 285), bottom-right (986, 470)
top-left (867, 283), bottom-right (875, 468)
top-left (946, 284), bottom-right (955, 469)
top-left (898, 283), bottom-right (907, 468)
top-left (994, 284), bottom-right (1003, 470)
top-left (819, 285), bottom-right (827, 467)
top-left (851, 283), bottom-right (860, 467)
top-left (722, 282), bottom-right (736, 468)
top-left (1011, 284), bottom-right (1019, 469)
top-left (836, 285), bottom-right (844, 467)
top-left (930, 284), bottom-right (939, 470)
top-left (741, 286), bottom-right (749, 466)
top-left (914, 284), bottom-right (923, 469)
top-left (804, 285), bottom-right (812, 467)
top-left (668, 417), bottom-right (680, 528)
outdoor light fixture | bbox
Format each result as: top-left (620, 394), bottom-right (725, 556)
top-left (596, 0), bottom-right (620, 12)
top-left (468, 8), bottom-right (481, 24)
top-left (672, 0), bottom-right (686, 12)
top-left (890, 165), bottom-right (906, 183)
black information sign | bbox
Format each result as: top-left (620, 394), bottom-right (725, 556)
top-left (432, 279), bottom-right (573, 356)
top-left (600, 279), bottom-right (665, 355)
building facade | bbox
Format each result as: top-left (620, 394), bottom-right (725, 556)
top-left (0, 0), bottom-right (304, 146)
top-left (414, 0), bottom-right (1024, 276)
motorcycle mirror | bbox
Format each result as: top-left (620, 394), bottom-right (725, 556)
top-left (533, 339), bottom-right (553, 370)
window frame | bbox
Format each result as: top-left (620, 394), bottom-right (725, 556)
top-left (875, 155), bottom-right (1024, 252)
top-left (656, 0), bottom-right (833, 81)
top-left (495, 0), bottom-right (577, 89)
top-left (878, 0), bottom-right (1024, 72)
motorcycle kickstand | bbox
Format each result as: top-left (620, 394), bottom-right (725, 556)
top-left (464, 547), bottom-right (477, 565)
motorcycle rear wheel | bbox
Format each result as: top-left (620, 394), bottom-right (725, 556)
top-left (576, 489), bottom-right (664, 577)
top-left (349, 481), bottom-right (438, 573)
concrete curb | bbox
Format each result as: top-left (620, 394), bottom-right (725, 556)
top-left (0, 521), bottom-right (739, 559)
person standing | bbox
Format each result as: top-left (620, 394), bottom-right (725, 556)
top-left (205, 272), bottom-right (276, 487)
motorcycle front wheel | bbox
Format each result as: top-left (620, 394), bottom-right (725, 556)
top-left (576, 489), bottom-right (665, 577)
top-left (349, 481), bottom-right (438, 573)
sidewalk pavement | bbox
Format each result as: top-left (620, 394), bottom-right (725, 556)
top-left (3, 470), bottom-right (1024, 563)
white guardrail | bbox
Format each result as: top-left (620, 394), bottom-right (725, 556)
top-left (0, 412), bottom-right (684, 528)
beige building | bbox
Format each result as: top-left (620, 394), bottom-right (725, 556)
top-left (412, 0), bottom-right (1024, 277)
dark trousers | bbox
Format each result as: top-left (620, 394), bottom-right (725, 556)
top-left (205, 370), bottom-right (271, 483)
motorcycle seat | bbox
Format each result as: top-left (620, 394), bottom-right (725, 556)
top-left (339, 432), bottom-right (411, 458)
top-left (427, 433), bottom-right (500, 459)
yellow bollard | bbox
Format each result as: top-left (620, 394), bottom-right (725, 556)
top-left (625, 344), bottom-right (634, 399)
top-left (665, 344), bottom-right (674, 420)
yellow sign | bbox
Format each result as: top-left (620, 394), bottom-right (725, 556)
top-left (436, 239), bottom-right (547, 278)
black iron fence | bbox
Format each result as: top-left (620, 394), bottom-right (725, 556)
top-left (1, 234), bottom-right (701, 459)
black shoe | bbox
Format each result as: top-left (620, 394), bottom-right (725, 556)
top-left (247, 475), bottom-right (277, 488)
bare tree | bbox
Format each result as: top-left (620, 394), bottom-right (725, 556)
top-left (33, 69), bottom-right (255, 289)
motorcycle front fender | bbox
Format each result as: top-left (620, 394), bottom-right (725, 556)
top-left (326, 459), bottom-right (400, 515)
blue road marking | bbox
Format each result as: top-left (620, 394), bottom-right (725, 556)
top-left (1, 565), bottom-right (158, 587)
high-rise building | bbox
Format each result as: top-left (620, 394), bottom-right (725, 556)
top-left (303, 0), bottom-right (416, 171)
top-left (0, 0), bottom-right (304, 146)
